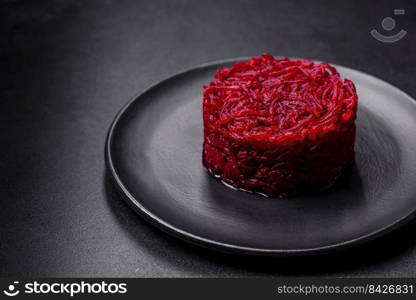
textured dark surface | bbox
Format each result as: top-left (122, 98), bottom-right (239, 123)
top-left (1, 0), bottom-right (416, 277)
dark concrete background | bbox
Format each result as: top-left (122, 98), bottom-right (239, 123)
top-left (1, 0), bottom-right (416, 277)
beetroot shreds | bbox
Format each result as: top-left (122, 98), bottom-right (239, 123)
top-left (202, 54), bottom-right (358, 197)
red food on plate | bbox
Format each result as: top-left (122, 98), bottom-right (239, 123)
top-left (202, 54), bottom-right (358, 197)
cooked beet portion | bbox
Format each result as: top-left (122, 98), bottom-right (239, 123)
top-left (202, 54), bottom-right (358, 197)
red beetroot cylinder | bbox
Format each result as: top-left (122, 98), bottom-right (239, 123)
top-left (202, 54), bottom-right (358, 197)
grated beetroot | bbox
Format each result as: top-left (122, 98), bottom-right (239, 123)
top-left (202, 54), bottom-right (358, 197)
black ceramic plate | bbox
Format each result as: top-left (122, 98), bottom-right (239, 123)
top-left (105, 58), bottom-right (416, 256)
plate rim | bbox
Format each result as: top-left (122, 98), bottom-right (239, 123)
top-left (105, 57), bottom-right (416, 256)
